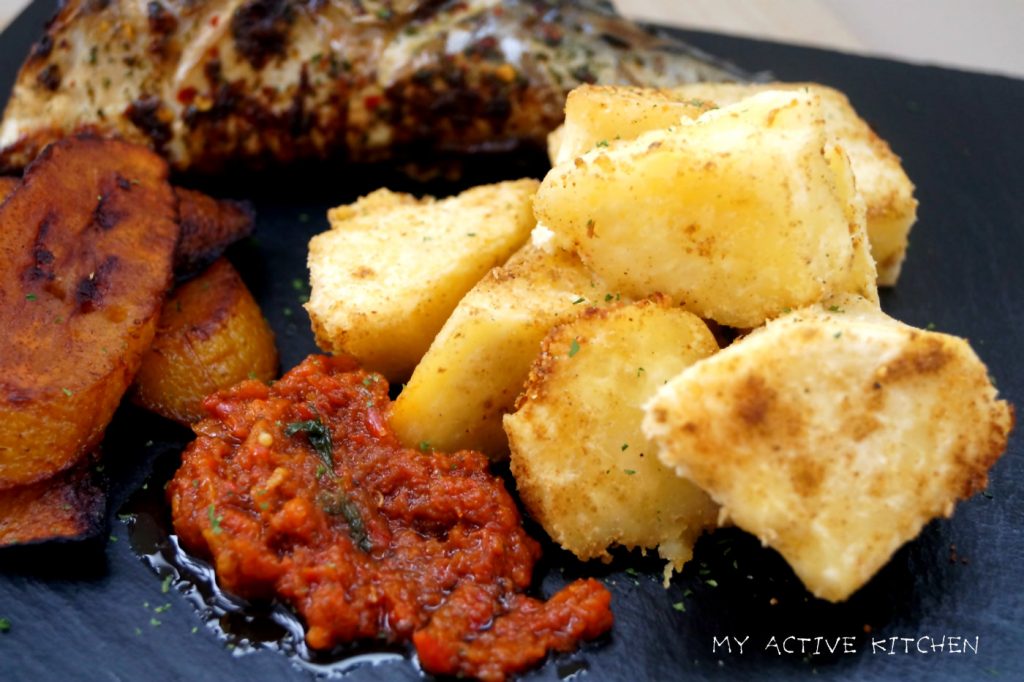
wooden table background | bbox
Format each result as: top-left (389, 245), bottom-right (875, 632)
top-left (1, 0), bottom-right (1021, 78)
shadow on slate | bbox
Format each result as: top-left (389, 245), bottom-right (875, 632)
top-left (1, 2), bottom-right (1022, 681)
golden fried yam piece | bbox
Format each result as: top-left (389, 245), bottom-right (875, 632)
top-left (132, 259), bottom-right (278, 425)
top-left (0, 136), bottom-right (178, 488)
top-left (391, 243), bottom-right (614, 458)
top-left (672, 82), bottom-right (918, 285)
top-left (643, 295), bottom-right (1014, 601)
top-left (307, 180), bottom-right (538, 381)
top-left (535, 90), bottom-right (878, 329)
top-left (547, 84), bottom-right (713, 166)
top-left (506, 298), bottom-right (719, 579)
top-left (0, 464), bottom-right (104, 547)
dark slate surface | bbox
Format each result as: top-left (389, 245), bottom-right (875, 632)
top-left (1, 2), bottom-right (1022, 681)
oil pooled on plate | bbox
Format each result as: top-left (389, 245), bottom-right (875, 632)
top-left (117, 458), bottom-right (410, 677)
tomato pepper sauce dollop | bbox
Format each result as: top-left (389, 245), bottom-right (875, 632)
top-left (168, 355), bottom-right (613, 681)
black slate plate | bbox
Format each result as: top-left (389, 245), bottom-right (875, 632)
top-left (1, 3), bottom-right (1022, 681)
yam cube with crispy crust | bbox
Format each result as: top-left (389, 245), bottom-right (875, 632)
top-left (307, 179), bottom-right (538, 381)
top-left (643, 295), bottom-right (1014, 602)
top-left (506, 298), bottom-right (719, 579)
top-left (547, 84), bottom-right (713, 166)
top-left (535, 90), bottom-right (878, 329)
top-left (132, 259), bottom-right (279, 425)
top-left (390, 244), bottom-right (614, 458)
top-left (0, 137), bottom-right (178, 489)
top-left (671, 82), bottom-right (918, 285)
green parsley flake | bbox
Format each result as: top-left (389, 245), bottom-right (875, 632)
top-left (207, 504), bottom-right (223, 534)
top-left (621, 443), bottom-right (629, 451)
top-left (150, 618), bottom-right (161, 627)
top-left (672, 602), bottom-right (685, 612)
top-left (419, 441), bottom-right (431, 452)
top-left (161, 575), bottom-right (173, 594)
top-left (568, 338), bottom-right (581, 357)
top-left (637, 367), bottom-right (645, 376)
top-left (595, 139), bottom-right (609, 148)
top-left (828, 305), bottom-right (845, 313)
top-left (624, 567), bottom-right (639, 577)
top-left (705, 579), bottom-right (719, 587)
top-left (285, 416), bottom-right (334, 472)
top-left (0, 617), bottom-right (10, 633)
top-left (623, 469), bottom-right (637, 475)
top-left (291, 278), bottom-right (304, 291)
top-left (25, 293), bottom-right (36, 301)
top-left (572, 297), bottom-right (586, 305)
top-left (61, 387), bottom-right (73, 397)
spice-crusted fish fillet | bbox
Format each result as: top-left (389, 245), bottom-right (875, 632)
top-left (0, 0), bottom-right (745, 173)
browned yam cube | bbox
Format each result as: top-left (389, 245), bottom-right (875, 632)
top-left (0, 136), bottom-right (178, 489)
top-left (132, 259), bottom-right (279, 425)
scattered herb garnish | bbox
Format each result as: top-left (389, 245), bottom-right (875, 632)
top-left (25, 293), bottom-right (36, 301)
top-left (285, 416), bottom-right (334, 473)
top-left (207, 504), bottom-right (223, 534)
top-left (568, 338), bottom-right (581, 357)
top-left (637, 367), bottom-right (645, 376)
top-left (672, 601), bottom-right (685, 612)
top-left (623, 469), bottom-right (636, 475)
top-left (828, 305), bottom-right (844, 313)
top-left (705, 579), bottom-right (719, 587)
top-left (624, 567), bottom-right (639, 577)
top-left (595, 139), bottom-right (609, 148)
top-left (317, 489), bottom-right (371, 552)
top-left (572, 296), bottom-right (586, 305)
top-left (0, 617), bottom-right (10, 633)
top-left (621, 443), bottom-right (629, 451)
top-left (161, 575), bottom-right (173, 594)
top-left (419, 441), bottom-right (431, 452)
top-left (61, 387), bottom-right (73, 397)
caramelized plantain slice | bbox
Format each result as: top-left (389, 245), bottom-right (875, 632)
top-left (0, 463), bottom-right (105, 547)
top-left (132, 258), bottom-right (278, 425)
top-left (173, 188), bottom-right (254, 277)
top-left (0, 136), bottom-right (178, 489)
top-left (2, 177), bottom-right (253, 276)
top-left (0, 175), bottom-right (16, 201)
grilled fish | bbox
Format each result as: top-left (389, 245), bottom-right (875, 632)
top-left (0, 0), bottom-right (746, 173)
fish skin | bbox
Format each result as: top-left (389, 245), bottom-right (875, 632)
top-left (0, 0), bottom-right (746, 173)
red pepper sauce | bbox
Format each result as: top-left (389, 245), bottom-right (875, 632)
top-left (168, 355), bottom-right (612, 680)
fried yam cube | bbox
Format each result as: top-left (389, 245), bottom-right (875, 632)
top-left (0, 137), bottom-right (178, 488)
top-left (672, 82), bottom-right (918, 285)
top-left (643, 295), bottom-right (1014, 601)
top-left (390, 243), bottom-right (613, 458)
top-left (535, 90), bottom-right (878, 329)
top-left (547, 84), bottom-right (713, 166)
top-left (307, 180), bottom-right (538, 381)
top-left (506, 298), bottom-right (719, 578)
top-left (132, 259), bottom-right (279, 425)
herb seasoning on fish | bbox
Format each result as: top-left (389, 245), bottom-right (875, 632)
top-left (1, 0), bottom-right (745, 173)
top-left (168, 355), bottom-right (613, 681)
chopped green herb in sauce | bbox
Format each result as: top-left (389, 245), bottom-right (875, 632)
top-left (285, 416), bottom-right (334, 473)
top-left (568, 338), bottom-right (581, 357)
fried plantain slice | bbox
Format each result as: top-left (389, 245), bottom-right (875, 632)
top-left (0, 136), bottom-right (178, 489)
top-left (132, 258), bottom-right (278, 425)
top-left (173, 188), bottom-right (254, 277)
top-left (2, 177), bottom-right (253, 277)
top-left (0, 463), bottom-right (105, 547)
